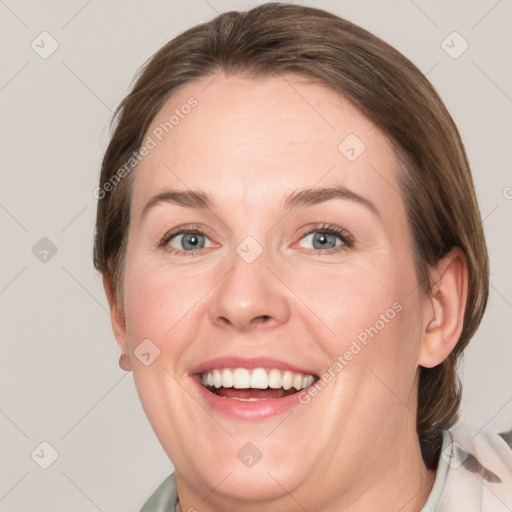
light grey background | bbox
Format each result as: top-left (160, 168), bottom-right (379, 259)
top-left (0, 0), bottom-right (511, 510)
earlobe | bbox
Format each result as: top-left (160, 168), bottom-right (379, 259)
top-left (102, 272), bottom-right (132, 371)
top-left (418, 248), bottom-right (469, 369)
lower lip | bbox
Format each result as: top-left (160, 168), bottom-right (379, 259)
top-left (192, 375), bottom-right (306, 420)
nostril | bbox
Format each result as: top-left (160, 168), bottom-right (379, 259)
top-left (248, 315), bottom-right (271, 327)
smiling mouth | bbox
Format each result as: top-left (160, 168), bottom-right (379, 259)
top-left (199, 367), bottom-right (318, 401)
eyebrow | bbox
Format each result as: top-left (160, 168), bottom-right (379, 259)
top-left (141, 190), bottom-right (215, 220)
top-left (140, 185), bottom-right (380, 220)
top-left (284, 185), bottom-right (380, 217)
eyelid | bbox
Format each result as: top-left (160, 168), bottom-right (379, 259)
top-left (158, 223), bottom-right (216, 251)
top-left (159, 222), bottom-right (354, 255)
top-left (294, 223), bottom-right (354, 249)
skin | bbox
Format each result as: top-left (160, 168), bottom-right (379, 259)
top-left (104, 73), bottom-right (468, 512)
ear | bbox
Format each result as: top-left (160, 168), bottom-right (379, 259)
top-left (418, 248), bottom-right (469, 368)
top-left (103, 272), bottom-right (131, 371)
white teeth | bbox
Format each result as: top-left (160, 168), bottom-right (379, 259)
top-left (250, 368), bottom-right (268, 389)
top-left (213, 369), bottom-right (222, 389)
top-left (282, 371), bottom-right (293, 390)
top-left (200, 367), bottom-right (315, 391)
top-left (222, 368), bottom-right (234, 388)
top-left (268, 368), bottom-right (283, 389)
top-left (233, 368), bottom-right (251, 389)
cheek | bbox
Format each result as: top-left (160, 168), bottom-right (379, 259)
top-left (121, 258), bottom-right (188, 361)
top-left (310, 260), bottom-right (421, 380)
top-left (121, 253), bottom-right (223, 380)
top-left (122, 225), bottom-right (420, 365)
top-left (297, 263), bottom-right (409, 341)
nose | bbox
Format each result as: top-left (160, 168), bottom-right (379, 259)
top-left (208, 246), bottom-right (291, 333)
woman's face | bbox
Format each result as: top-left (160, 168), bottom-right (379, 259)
top-left (119, 73), bottom-right (427, 504)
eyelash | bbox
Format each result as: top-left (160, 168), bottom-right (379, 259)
top-left (158, 223), bottom-right (354, 256)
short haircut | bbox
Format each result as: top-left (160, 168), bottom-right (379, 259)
top-left (93, 3), bottom-right (489, 469)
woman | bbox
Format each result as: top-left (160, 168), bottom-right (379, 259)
top-left (93, 3), bottom-right (512, 511)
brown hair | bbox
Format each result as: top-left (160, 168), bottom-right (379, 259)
top-left (93, 3), bottom-right (489, 468)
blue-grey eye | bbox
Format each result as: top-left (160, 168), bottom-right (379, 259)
top-left (169, 232), bottom-right (208, 251)
top-left (300, 231), bottom-right (343, 250)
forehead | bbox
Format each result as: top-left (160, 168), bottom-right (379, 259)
top-left (131, 72), bottom-right (403, 220)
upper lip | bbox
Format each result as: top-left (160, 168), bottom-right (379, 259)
top-left (190, 357), bottom-right (318, 376)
